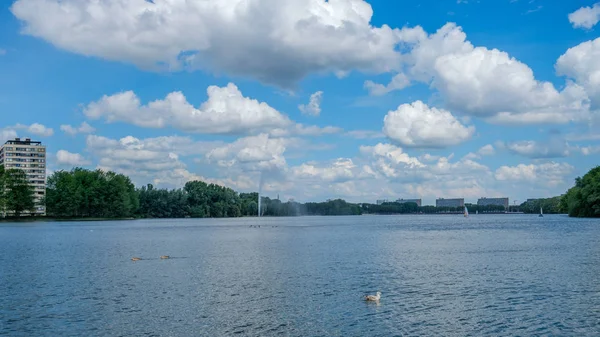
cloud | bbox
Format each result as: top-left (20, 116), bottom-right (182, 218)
top-left (0, 129), bottom-right (18, 144)
top-left (269, 124), bottom-right (343, 137)
top-left (12, 123), bottom-right (54, 137)
top-left (556, 37), bottom-right (600, 108)
top-left (344, 130), bottom-right (385, 139)
top-left (206, 134), bottom-right (287, 172)
top-left (568, 3), bottom-right (600, 29)
top-left (84, 83), bottom-right (292, 134)
top-left (60, 122), bottom-right (96, 136)
top-left (382, 23), bottom-right (592, 124)
top-left (524, 6), bottom-right (543, 15)
top-left (494, 162), bottom-right (574, 187)
top-left (462, 144), bottom-right (496, 160)
top-left (364, 73), bottom-right (410, 96)
top-left (265, 141), bottom-right (573, 203)
top-left (383, 100), bottom-right (475, 148)
top-left (298, 91), bottom-right (323, 116)
top-left (56, 150), bottom-right (91, 166)
top-left (580, 145), bottom-right (600, 155)
top-left (505, 139), bottom-right (570, 158)
top-left (478, 144), bottom-right (495, 156)
top-left (0, 49), bottom-right (6, 55)
top-left (85, 134), bottom-right (226, 188)
top-left (70, 133), bottom-right (576, 203)
top-left (291, 158), bottom-right (358, 183)
top-left (11, 0), bottom-right (404, 87)
top-left (432, 42), bottom-right (584, 121)
top-left (273, 142), bottom-right (574, 203)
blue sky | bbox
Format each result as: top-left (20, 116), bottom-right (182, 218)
top-left (1, 0), bottom-right (599, 205)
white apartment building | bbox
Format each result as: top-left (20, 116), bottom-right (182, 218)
top-left (0, 138), bottom-right (47, 215)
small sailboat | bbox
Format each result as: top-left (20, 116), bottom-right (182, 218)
top-left (464, 206), bottom-right (469, 218)
top-left (476, 210), bottom-right (479, 215)
top-left (539, 207), bottom-right (543, 217)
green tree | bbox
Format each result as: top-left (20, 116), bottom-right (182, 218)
top-left (137, 184), bottom-right (189, 218)
top-left (46, 168), bottom-right (138, 218)
top-left (4, 169), bottom-right (35, 217)
top-left (562, 166), bottom-right (600, 218)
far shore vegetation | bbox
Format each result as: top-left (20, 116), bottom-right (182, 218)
top-left (0, 166), bottom-right (599, 220)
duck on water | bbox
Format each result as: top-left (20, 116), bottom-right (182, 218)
top-left (364, 292), bottom-right (381, 302)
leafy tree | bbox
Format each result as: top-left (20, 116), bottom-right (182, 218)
top-left (561, 166), bottom-right (600, 218)
top-left (3, 169), bottom-right (35, 217)
top-left (46, 168), bottom-right (138, 218)
top-left (137, 184), bottom-right (189, 218)
top-left (518, 197), bottom-right (562, 214)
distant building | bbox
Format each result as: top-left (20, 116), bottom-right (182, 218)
top-left (0, 138), bottom-right (47, 215)
top-left (436, 198), bottom-right (464, 208)
top-left (376, 199), bottom-right (389, 205)
top-left (477, 197), bottom-right (509, 209)
top-left (396, 198), bottom-right (422, 207)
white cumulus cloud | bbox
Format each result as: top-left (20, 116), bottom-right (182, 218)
top-left (569, 3), bottom-right (600, 29)
top-left (56, 150), bottom-right (91, 166)
top-left (298, 91), bottom-right (323, 116)
top-left (206, 134), bottom-right (287, 172)
top-left (12, 123), bottom-right (54, 137)
top-left (0, 128), bottom-right (18, 144)
top-left (505, 139), bottom-right (570, 159)
top-left (494, 162), bottom-right (574, 187)
top-left (84, 83), bottom-right (291, 134)
top-left (60, 122), bottom-right (95, 136)
top-left (85, 134), bottom-right (229, 188)
top-left (383, 100), bottom-right (475, 148)
top-left (11, 0), bottom-right (404, 87)
top-left (556, 37), bottom-right (600, 108)
top-left (368, 23), bottom-right (592, 124)
top-left (291, 158), bottom-right (357, 183)
top-left (364, 73), bottom-right (411, 96)
top-left (580, 145), bottom-right (600, 155)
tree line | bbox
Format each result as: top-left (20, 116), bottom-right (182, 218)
top-left (517, 196), bottom-right (562, 214)
top-left (3, 166), bottom-right (600, 219)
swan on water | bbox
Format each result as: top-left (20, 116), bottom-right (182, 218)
top-left (160, 255), bottom-right (170, 259)
top-left (364, 291), bottom-right (381, 301)
top-left (131, 257), bottom-right (142, 261)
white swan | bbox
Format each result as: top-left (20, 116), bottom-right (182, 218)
top-left (364, 291), bottom-right (381, 301)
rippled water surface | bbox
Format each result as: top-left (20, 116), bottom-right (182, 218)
top-left (1, 215), bottom-right (600, 336)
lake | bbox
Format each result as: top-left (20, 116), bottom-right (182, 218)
top-left (1, 215), bottom-right (599, 336)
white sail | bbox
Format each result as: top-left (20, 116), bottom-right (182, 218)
top-left (464, 206), bottom-right (469, 217)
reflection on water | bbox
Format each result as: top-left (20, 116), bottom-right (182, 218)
top-left (1, 215), bottom-right (599, 336)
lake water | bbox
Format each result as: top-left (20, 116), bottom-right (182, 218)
top-left (1, 215), bottom-right (599, 336)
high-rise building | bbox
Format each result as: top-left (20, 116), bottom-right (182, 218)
top-left (396, 198), bottom-right (422, 206)
top-left (477, 197), bottom-right (509, 210)
top-left (436, 198), bottom-right (464, 208)
top-left (0, 138), bottom-right (47, 215)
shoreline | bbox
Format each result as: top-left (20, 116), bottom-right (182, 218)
top-left (0, 213), bottom-right (563, 222)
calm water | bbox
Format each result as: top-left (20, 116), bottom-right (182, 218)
top-left (1, 215), bottom-right (599, 336)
